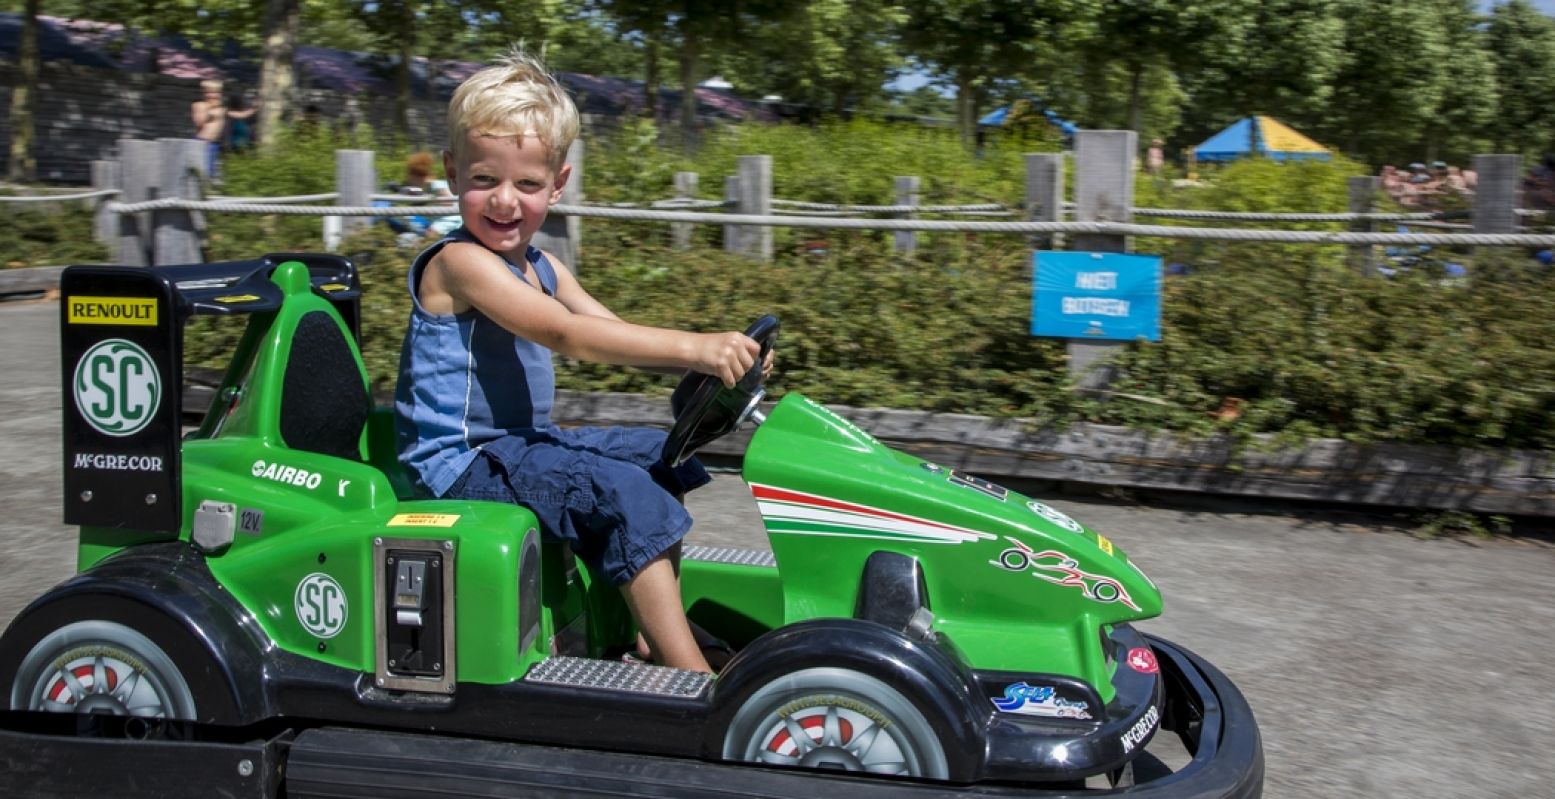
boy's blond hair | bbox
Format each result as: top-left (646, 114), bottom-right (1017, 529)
top-left (447, 50), bottom-right (579, 172)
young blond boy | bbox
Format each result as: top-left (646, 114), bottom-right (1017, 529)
top-left (394, 52), bottom-right (761, 673)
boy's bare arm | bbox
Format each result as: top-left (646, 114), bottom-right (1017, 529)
top-left (546, 250), bottom-right (620, 323)
top-left (430, 243), bottom-right (757, 386)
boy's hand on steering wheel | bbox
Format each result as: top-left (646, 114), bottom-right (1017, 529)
top-left (691, 331), bottom-right (759, 388)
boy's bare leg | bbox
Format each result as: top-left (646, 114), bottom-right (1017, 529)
top-left (635, 541), bottom-right (683, 659)
top-left (622, 555), bottom-right (711, 673)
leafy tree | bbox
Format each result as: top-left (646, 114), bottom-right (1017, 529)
top-left (899, 0), bottom-right (1088, 149)
top-left (1178, 0), bottom-right (1345, 146)
top-left (1486, 0), bottom-right (1555, 159)
top-left (1422, 0), bottom-right (1497, 165)
top-left (1035, 52), bottom-right (1184, 142)
top-left (1320, 0), bottom-right (1453, 165)
top-left (888, 84), bottom-right (956, 120)
top-left (536, 5), bottom-right (645, 80)
top-left (722, 0), bottom-right (906, 118)
top-left (603, 0), bottom-right (792, 150)
top-left (1084, 0), bottom-right (1249, 134)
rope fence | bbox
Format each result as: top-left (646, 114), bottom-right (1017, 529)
top-left (11, 138), bottom-right (1553, 268)
top-left (0, 188), bottom-right (121, 202)
top-left (96, 196), bottom-right (1555, 247)
top-left (14, 187), bottom-right (1525, 224)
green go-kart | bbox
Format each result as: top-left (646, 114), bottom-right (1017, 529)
top-left (0, 255), bottom-right (1262, 797)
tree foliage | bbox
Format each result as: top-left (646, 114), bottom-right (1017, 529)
top-left (7, 0), bottom-right (1555, 166)
top-left (1486, 0), bottom-right (1555, 159)
top-left (899, 0), bottom-right (1087, 149)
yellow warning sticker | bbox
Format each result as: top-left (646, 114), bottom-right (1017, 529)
top-left (214, 294), bottom-right (262, 304)
top-left (320, 283), bottom-right (348, 292)
top-left (1096, 534), bottom-right (1115, 555)
top-left (387, 513), bottom-right (460, 528)
top-left (67, 296), bottom-right (157, 326)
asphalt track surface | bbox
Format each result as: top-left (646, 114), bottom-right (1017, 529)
top-left (1, 297), bottom-right (1552, 798)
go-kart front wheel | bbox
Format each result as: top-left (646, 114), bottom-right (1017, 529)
top-left (721, 667), bottom-right (950, 779)
top-left (10, 619), bottom-right (198, 719)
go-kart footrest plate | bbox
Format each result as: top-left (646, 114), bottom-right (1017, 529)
top-left (525, 656), bottom-right (711, 698)
top-left (683, 545), bottom-right (776, 568)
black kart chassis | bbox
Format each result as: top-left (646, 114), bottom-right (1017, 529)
top-left (0, 635), bottom-right (1260, 799)
top-left (0, 544), bottom-right (1261, 797)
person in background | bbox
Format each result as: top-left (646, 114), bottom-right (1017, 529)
top-left (191, 79), bottom-right (228, 177)
top-left (389, 152), bottom-right (458, 241)
top-left (400, 152), bottom-right (445, 195)
top-left (224, 93), bottom-right (257, 153)
top-left (1145, 138), bottom-right (1165, 177)
top-left (1445, 166), bottom-right (1470, 196)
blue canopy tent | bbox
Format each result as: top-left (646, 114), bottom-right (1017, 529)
top-left (1193, 116), bottom-right (1330, 162)
top-left (978, 102), bottom-right (1078, 139)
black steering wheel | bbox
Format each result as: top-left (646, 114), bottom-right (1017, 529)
top-left (661, 315), bottom-right (779, 468)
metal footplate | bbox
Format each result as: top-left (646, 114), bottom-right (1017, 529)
top-left (682, 545), bottom-right (776, 568)
top-left (524, 656), bottom-right (711, 698)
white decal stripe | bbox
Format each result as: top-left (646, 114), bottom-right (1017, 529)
top-left (757, 501), bottom-right (986, 542)
top-left (764, 525), bottom-right (962, 544)
top-left (749, 482), bottom-right (990, 537)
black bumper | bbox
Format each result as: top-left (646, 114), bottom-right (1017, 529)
top-left (0, 633), bottom-right (1260, 798)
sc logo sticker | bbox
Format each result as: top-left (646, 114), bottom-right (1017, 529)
top-left (73, 339), bottom-right (161, 437)
top-left (294, 572), bottom-right (348, 639)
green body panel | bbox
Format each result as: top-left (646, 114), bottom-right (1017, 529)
top-left (741, 394), bottom-right (1164, 699)
top-left (679, 560), bottom-right (786, 647)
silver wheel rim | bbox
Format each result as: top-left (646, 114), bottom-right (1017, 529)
top-left (725, 667), bottom-right (948, 779)
top-left (11, 620), bottom-right (196, 719)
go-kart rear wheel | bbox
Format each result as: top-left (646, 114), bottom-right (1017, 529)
top-left (10, 619), bottom-right (198, 719)
top-left (722, 667), bottom-right (949, 779)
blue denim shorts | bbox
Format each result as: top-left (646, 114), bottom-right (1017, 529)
top-left (443, 426), bottom-right (711, 586)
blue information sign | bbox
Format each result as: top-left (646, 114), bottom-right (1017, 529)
top-left (1031, 251), bottom-right (1162, 341)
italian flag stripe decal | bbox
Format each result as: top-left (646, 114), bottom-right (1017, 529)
top-left (750, 483), bottom-right (993, 543)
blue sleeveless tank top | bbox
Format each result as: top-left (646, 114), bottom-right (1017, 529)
top-left (393, 227), bottom-right (560, 496)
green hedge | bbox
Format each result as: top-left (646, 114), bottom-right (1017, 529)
top-left (19, 120), bottom-right (1555, 451)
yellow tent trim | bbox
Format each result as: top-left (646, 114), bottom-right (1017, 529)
top-left (1256, 116), bottom-right (1327, 154)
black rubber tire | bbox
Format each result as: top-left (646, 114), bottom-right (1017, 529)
top-left (722, 666), bottom-right (950, 779)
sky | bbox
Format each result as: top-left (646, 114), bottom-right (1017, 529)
top-left (1483, 0), bottom-right (1555, 12)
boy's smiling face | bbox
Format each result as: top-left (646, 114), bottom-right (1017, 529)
top-left (444, 130), bottom-right (569, 258)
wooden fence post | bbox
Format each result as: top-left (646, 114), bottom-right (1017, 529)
top-left (672, 170), bottom-right (697, 250)
top-left (894, 176), bottom-right (920, 255)
top-left (1026, 153), bottom-right (1064, 252)
top-left (91, 159), bottom-right (122, 253)
top-left (335, 149), bottom-right (376, 241)
top-left (736, 155), bottom-right (772, 261)
top-left (1472, 154), bottom-right (1521, 235)
top-left (534, 139), bottom-right (584, 271)
top-left (117, 138), bottom-right (160, 266)
top-left (723, 175), bottom-right (741, 254)
top-left (1348, 176), bottom-right (1380, 277)
top-left (1067, 130), bottom-right (1137, 391)
top-left (153, 138), bottom-right (207, 266)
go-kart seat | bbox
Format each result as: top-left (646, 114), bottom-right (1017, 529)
top-left (279, 310), bottom-right (370, 462)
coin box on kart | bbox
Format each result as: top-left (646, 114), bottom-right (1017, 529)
top-left (0, 255), bottom-right (1262, 797)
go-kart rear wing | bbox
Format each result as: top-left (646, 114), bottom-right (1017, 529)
top-left (59, 253), bottom-right (361, 533)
